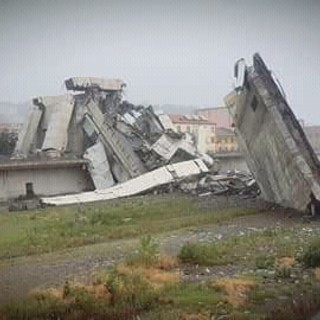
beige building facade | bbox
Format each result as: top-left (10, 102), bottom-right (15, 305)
top-left (214, 127), bottom-right (239, 153)
top-left (168, 114), bottom-right (239, 154)
top-left (168, 114), bottom-right (215, 153)
top-left (196, 106), bottom-right (233, 128)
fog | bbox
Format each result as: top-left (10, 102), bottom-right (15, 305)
top-left (0, 0), bottom-right (319, 123)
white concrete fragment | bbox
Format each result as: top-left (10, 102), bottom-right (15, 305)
top-left (65, 77), bottom-right (125, 91)
top-left (157, 114), bottom-right (175, 131)
top-left (85, 100), bottom-right (146, 179)
top-left (41, 159), bottom-right (209, 206)
top-left (234, 58), bottom-right (246, 91)
top-left (13, 106), bottom-right (43, 157)
top-left (83, 141), bottom-right (114, 189)
top-left (151, 134), bottom-right (213, 167)
top-left (34, 95), bottom-right (75, 158)
top-left (151, 134), bottom-right (197, 161)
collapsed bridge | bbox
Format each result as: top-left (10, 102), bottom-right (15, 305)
top-left (9, 77), bottom-right (213, 204)
top-left (225, 53), bottom-right (320, 213)
top-left (7, 55), bottom-right (320, 213)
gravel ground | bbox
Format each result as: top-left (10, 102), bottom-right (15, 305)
top-left (0, 195), bottom-right (315, 305)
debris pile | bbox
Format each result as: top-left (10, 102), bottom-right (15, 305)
top-left (178, 171), bottom-right (259, 198)
top-left (225, 53), bottom-right (320, 212)
top-left (14, 77), bottom-right (216, 205)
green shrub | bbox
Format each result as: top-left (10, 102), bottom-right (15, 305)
top-left (255, 255), bottom-right (275, 269)
top-left (302, 237), bottom-right (320, 267)
top-left (127, 235), bottom-right (159, 267)
top-left (179, 243), bottom-right (203, 264)
top-left (178, 242), bottom-right (231, 266)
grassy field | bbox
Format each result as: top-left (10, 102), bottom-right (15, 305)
top-left (0, 195), bottom-right (257, 260)
top-left (2, 229), bottom-right (320, 320)
top-left (2, 195), bottom-right (320, 319)
top-left (178, 227), bottom-right (313, 266)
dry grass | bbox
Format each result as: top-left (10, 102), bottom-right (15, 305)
top-left (84, 284), bottom-right (111, 300)
top-left (314, 268), bottom-right (320, 280)
top-left (214, 277), bottom-right (256, 307)
top-left (156, 254), bottom-right (179, 270)
top-left (275, 256), bottom-right (295, 268)
top-left (116, 263), bottom-right (179, 290)
top-left (28, 287), bottom-right (62, 300)
top-left (28, 283), bottom-right (111, 302)
top-left (181, 313), bottom-right (209, 320)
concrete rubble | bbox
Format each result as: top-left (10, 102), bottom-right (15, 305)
top-left (41, 159), bottom-right (209, 206)
top-left (13, 77), bottom-right (221, 206)
top-left (225, 53), bottom-right (320, 212)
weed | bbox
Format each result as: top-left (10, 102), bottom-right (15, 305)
top-left (264, 289), bottom-right (320, 320)
top-left (62, 280), bottom-right (70, 299)
top-left (255, 255), bottom-right (275, 269)
top-left (115, 263), bottom-right (179, 290)
top-left (164, 282), bottom-right (224, 309)
top-left (156, 254), bottom-right (179, 270)
top-left (178, 242), bottom-right (232, 266)
top-left (302, 237), bottom-right (320, 267)
top-left (275, 256), bottom-right (295, 268)
top-left (105, 269), bottom-right (158, 308)
top-left (275, 265), bottom-right (292, 279)
top-left (0, 294), bottom-right (67, 320)
top-left (314, 268), bottom-right (320, 280)
top-left (213, 277), bottom-right (256, 308)
top-left (127, 235), bottom-right (159, 267)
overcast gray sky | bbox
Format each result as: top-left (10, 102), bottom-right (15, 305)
top-left (0, 0), bottom-right (319, 123)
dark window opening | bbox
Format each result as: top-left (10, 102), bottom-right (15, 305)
top-left (251, 95), bottom-right (258, 112)
top-left (26, 183), bottom-right (34, 198)
top-left (308, 193), bottom-right (320, 216)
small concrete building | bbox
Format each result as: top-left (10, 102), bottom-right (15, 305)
top-left (0, 158), bottom-right (93, 202)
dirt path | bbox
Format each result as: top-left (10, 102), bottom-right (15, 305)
top-left (0, 210), bottom-right (311, 305)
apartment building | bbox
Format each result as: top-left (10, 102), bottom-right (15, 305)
top-left (168, 114), bottom-right (215, 153)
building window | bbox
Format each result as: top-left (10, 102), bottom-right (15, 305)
top-left (177, 125), bottom-right (181, 132)
top-left (26, 183), bottom-right (34, 198)
top-left (187, 126), bottom-right (191, 133)
top-left (211, 137), bottom-right (215, 143)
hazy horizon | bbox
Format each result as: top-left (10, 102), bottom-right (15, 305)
top-left (1, 0), bottom-right (320, 124)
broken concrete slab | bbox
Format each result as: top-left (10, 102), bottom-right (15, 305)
top-left (41, 159), bottom-right (209, 206)
top-left (83, 141), bottom-right (115, 189)
top-left (13, 106), bottom-right (43, 158)
top-left (225, 53), bottom-right (320, 212)
top-left (65, 77), bottom-right (125, 92)
top-left (34, 95), bottom-right (75, 158)
top-left (85, 98), bottom-right (147, 179)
